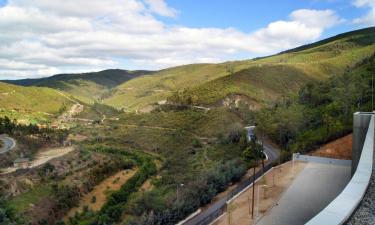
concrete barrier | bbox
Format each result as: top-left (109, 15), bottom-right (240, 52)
top-left (293, 154), bottom-right (352, 166)
top-left (305, 113), bottom-right (374, 225)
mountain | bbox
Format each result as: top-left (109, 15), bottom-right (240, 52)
top-left (4, 69), bottom-right (152, 104)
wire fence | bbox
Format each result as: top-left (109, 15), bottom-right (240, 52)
top-left (186, 162), bottom-right (273, 225)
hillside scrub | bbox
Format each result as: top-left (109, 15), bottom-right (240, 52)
top-left (256, 55), bottom-right (375, 160)
top-left (67, 146), bottom-right (157, 225)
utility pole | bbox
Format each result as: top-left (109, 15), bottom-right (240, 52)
top-left (251, 166), bottom-right (255, 219)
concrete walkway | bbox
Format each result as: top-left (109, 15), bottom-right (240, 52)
top-left (256, 162), bottom-right (351, 225)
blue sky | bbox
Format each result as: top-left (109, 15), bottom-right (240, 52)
top-left (0, 0), bottom-right (374, 79)
top-left (162, 0), bottom-right (368, 37)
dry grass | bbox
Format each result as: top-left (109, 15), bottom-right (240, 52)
top-left (65, 168), bottom-right (137, 219)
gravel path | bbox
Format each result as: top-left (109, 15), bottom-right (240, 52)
top-left (346, 149), bottom-right (375, 225)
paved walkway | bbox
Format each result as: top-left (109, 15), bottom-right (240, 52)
top-left (256, 162), bottom-right (351, 225)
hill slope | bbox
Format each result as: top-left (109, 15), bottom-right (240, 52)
top-left (103, 27), bottom-right (375, 110)
top-left (5, 69), bottom-right (152, 104)
top-left (103, 63), bottom-right (235, 111)
top-left (171, 27), bottom-right (375, 107)
top-left (0, 82), bottom-right (73, 123)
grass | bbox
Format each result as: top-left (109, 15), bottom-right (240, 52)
top-left (0, 82), bottom-right (73, 122)
top-left (103, 63), bottom-right (235, 110)
top-left (8, 184), bottom-right (52, 212)
top-left (5, 69), bottom-right (152, 105)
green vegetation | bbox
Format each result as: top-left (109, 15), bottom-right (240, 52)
top-left (64, 106), bottom-right (252, 225)
top-left (0, 82), bottom-right (73, 123)
top-left (77, 102), bottom-right (120, 121)
top-left (171, 27), bottom-right (375, 107)
top-left (6, 69), bottom-right (151, 104)
top-left (0, 192), bottom-right (23, 225)
top-left (8, 185), bottom-right (52, 212)
top-left (256, 54), bottom-right (375, 161)
top-left (103, 63), bottom-right (234, 110)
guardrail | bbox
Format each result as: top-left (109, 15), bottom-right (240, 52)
top-left (305, 114), bottom-right (374, 225)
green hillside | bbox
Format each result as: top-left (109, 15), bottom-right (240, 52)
top-left (105, 27), bottom-right (375, 110)
top-left (0, 82), bottom-right (73, 123)
top-left (102, 63), bottom-right (236, 111)
top-left (174, 27), bottom-right (375, 106)
top-left (5, 69), bottom-right (152, 104)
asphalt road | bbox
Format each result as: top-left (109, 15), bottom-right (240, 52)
top-left (0, 135), bottom-right (16, 154)
top-left (184, 141), bottom-right (280, 225)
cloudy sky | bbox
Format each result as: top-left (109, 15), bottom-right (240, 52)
top-left (0, 0), bottom-right (374, 79)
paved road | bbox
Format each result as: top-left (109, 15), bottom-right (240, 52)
top-left (184, 141), bottom-right (280, 225)
top-left (256, 162), bottom-right (351, 225)
top-left (0, 135), bottom-right (16, 154)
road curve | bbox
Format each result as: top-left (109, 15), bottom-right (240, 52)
top-left (184, 141), bottom-right (280, 225)
top-left (0, 135), bottom-right (16, 154)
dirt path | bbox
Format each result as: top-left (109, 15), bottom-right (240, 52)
top-left (31, 146), bottom-right (75, 167)
top-left (0, 146), bottom-right (75, 174)
top-left (213, 161), bottom-right (307, 225)
top-left (58, 103), bottom-right (84, 123)
top-left (65, 168), bottom-right (137, 219)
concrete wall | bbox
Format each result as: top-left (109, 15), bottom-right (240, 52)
top-left (305, 113), bottom-right (374, 225)
top-left (352, 112), bottom-right (373, 175)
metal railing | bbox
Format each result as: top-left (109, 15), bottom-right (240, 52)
top-left (185, 162), bottom-right (273, 225)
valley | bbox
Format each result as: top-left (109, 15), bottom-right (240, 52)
top-left (0, 27), bottom-right (374, 225)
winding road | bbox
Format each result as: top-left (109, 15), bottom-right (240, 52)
top-left (0, 135), bottom-right (16, 154)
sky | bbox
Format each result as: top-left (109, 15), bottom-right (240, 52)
top-left (0, 0), bottom-right (374, 79)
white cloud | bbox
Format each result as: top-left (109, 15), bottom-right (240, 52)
top-left (0, 0), bottom-right (343, 79)
top-left (353, 0), bottom-right (375, 25)
top-left (144, 0), bottom-right (178, 17)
